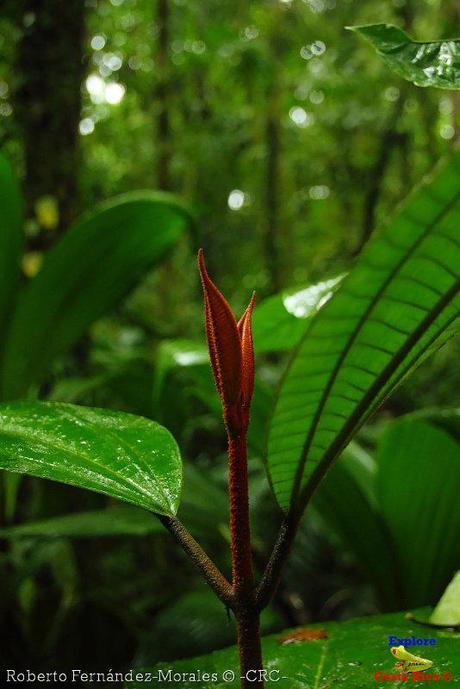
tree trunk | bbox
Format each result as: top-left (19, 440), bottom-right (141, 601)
top-left (13, 0), bottom-right (86, 241)
top-left (156, 0), bottom-right (171, 190)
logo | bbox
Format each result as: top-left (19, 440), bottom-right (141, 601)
top-left (391, 645), bottom-right (433, 672)
top-left (374, 644), bottom-right (453, 682)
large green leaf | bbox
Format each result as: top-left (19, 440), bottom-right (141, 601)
top-left (0, 153), bottom-right (23, 337)
top-left (267, 152), bottom-right (460, 512)
top-left (0, 192), bottom-right (193, 400)
top-left (377, 419), bottom-right (460, 607)
top-left (350, 24), bottom-right (460, 90)
top-left (0, 464), bottom-right (225, 542)
top-left (0, 402), bottom-right (182, 515)
top-left (0, 506), bottom-right (164, 539)
top-left (313, 444), bottom-right (400, 610)
top-left (128, 609), bottom-right (459, 688)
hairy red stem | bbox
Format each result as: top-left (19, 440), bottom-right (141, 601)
top-left (228, 428), bottom-right (264, 689)
top-left (228, 429), bottom-right (254, 595)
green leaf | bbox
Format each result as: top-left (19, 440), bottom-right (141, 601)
top-left (0, 154), bottom-right (23, 337)
top-left (430, 571), bottom-right (460, 626)
top-left (153, 339), bottom-right (208, 410)
top-left (0, 192), bottom-right (194, 400)
top-left (377, 419), bottom-right (460, 607)
top-left (252, 275), bottom-right (344, 353)
top-left (313, 444), bottom-right (400, 610)
top-left (0, 464), bottom-right (224, 542)
top-left (128, 609), bottom-right (459, 688)
top-left (0, 506), bottom-right (164, 539)
top-left (0, 402), bottom-right (182, 515)
top-left (350, 23), bottom-right (460, 90)
top-left (398, 408), bottom-right (460, 443)
top-left (267, 152), bottom-right (460, 513)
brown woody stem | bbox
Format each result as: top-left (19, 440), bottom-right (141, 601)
top-left (255, 511), bottom-right (300, 611)
top-left (159, 515), bottom-right (234, 608)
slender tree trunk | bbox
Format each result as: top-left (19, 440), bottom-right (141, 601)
top-left (13, 0), bottom-right (85, 240)
top-left (156, 0), bottom-right (171, 190)
top-left (264, 83), bottom-right (282, 294)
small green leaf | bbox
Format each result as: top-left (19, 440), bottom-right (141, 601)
top-left (0, 402), bottom-right (182, 516)
top-left (0, 192), bottom-right (194, 400)
top-left (430, 571), bottom-right (460, 626)
top-left (350, 23), bottom-right (460, 89)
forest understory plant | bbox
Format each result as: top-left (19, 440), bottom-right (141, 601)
top-left (0, 146), bottom-right (460, 687)
top-left (159, 251), bottom-right (301, 688)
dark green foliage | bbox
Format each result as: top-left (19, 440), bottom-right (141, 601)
top-left (1, 0), bottom-right (460, 680)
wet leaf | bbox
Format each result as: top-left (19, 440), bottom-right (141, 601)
top-left (350, 24), bottom-right (460, 90)
top-left (128, 609), bottom-right (460, 688)
top-left (0, 402), bottom-right (182, 516)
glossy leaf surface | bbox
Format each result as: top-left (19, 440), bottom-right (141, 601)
top-left (0, 402), bottom-right (182, 515)
top-left (267, 153), bottom-right (460, 512)
top-left (0, 192), bottom-right (193, 400)
top-left (128, 609), bottom-right (459, 688)
top-left (350, 24), bottom-right (460, 89)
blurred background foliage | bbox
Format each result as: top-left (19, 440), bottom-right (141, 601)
top-left (0, 0), bottom-right (459, 681)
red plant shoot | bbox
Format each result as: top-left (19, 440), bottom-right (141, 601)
top-left (198, 249), bottom-right (263, 688)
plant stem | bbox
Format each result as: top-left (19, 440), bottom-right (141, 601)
top-left (159, 515), bottom-right (234, 608)
top-left (235, 606), bottom-right (265, 689)
top-left (228, 431), bottom-right (254, 595)
top-left (228, 428), bottom-right (264, 688)
top-left (255, 513), bottom-right (300, 611)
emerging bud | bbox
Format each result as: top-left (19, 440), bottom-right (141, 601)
top-left (198, 250), bottom-right (256, 433)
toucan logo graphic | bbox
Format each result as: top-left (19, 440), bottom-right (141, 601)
top-left (391, 645), bottom-right (433, 672)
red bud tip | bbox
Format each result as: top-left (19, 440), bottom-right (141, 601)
top-left (238, 292), bottom-right (256, 408)
top-left (198, 250), bottom-right (242, 408)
